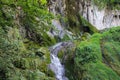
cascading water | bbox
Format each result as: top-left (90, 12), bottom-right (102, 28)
top-left (49, 42), bottom-right (72, 80)
top-left (48, 3), bottom-right (73, 80)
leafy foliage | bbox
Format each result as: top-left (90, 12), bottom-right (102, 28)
top-left (66, 26), bottom-right (120, 80)
top-left (0, 0), bottom-right (55, 46)
top-left (0, 0), bottom-right (55, 80)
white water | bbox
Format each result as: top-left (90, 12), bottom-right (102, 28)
top-left (49, 42), bottom-right (72, 80)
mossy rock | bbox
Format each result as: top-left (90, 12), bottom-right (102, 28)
top-left (80, 16), bottom-right (98, 34)
top-left (66, 26), bottom-right (120, 80)
top-left (58, 50), bottom-right (65, 59)
top-left (0, 1), bottom-right (56, 80)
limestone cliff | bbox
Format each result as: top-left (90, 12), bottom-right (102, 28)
top-left (48, 0), bottom-right (120, 30)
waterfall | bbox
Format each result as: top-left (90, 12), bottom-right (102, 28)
top-left (49, 42), bottom-right (72, 80)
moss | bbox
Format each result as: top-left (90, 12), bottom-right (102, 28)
top-left (65, 53), bottom-right (75, 80)
top-left (24, 39), bottom-right (41, 51)
top-left (66, 26), bottom-right (120, 80)
top-left (84, 62), bottom-right (120, 80)
top-left (57, 50), bottom-right (65, 60)
top-left (0, 17), bottom-right (55, 80)
top-left (0, 0), bottom-right (56, 80)
top-left (74, 33), bottom-right (102, 67)
top-left (100, 27), bottom-right (120, 75)
top-left (64, 0), bottom-right (98, 35)
top-left (81, 32), bottom-right (91, 41)
top-left (80, 16), bottom-right (98, 34)
top-left (93, 0), bottom-right (120, 10)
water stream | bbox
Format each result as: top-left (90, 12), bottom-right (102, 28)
top-left (49, 42), bottom-right (72, 80)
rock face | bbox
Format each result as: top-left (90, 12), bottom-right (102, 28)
top-left (48, 0), bottom-right (120, 30)
top-left (51, 19), bottom-right (65, 39)
top-left (78, 1), bottom-right (120, 30)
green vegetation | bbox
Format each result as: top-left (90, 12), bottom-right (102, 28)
top-left (0, 0), bottom-right (55, 80)
top-left (65, 0), bottom-right (98, 36)
top-left (93, 0), bottom-right (120, 9)
top-left (0, 0), bottom-right (120, 80)
top-left (65, 27), bottom-right (120, 80)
